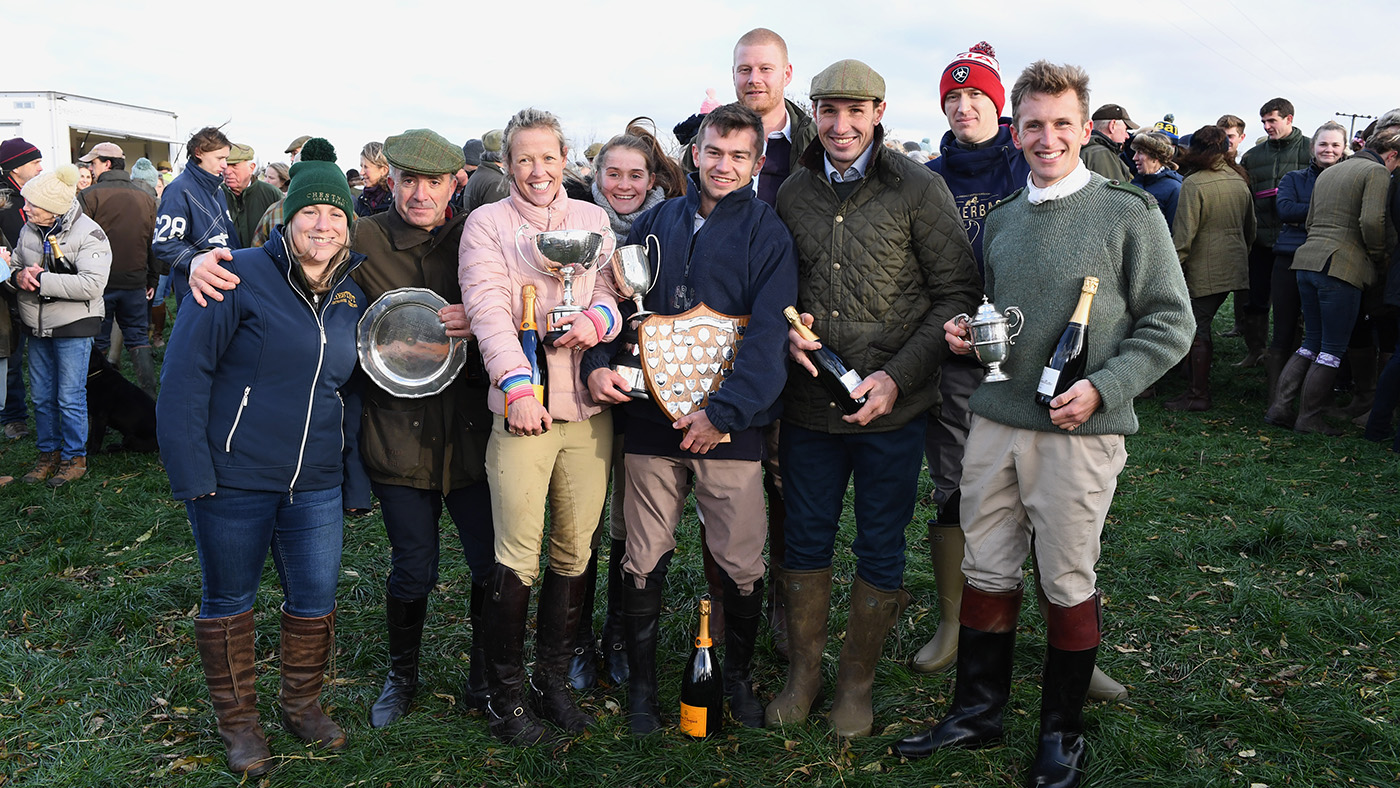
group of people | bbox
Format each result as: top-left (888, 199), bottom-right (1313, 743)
top-left (3, 25), bottom-right (1397, 788)
top-left (1110, 101), bottom-right (1400, 446)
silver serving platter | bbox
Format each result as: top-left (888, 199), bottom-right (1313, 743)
top-left (357, 287), bottom-right (466, 398)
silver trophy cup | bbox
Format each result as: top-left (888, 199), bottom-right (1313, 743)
top-left (607, 235), bottom-right (660, 399)
top-left (954, 296), bottom-right (1025, 382)
top-left (515, 227), bottom-right (609, 344)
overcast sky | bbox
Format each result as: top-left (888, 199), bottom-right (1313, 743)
top-left (7, 0), bottom-right (1397, 173)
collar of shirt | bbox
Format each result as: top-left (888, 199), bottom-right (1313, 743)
top-left (825, 142), bottom-right (875, 183)
top-left (693, 210), bottom-right (706, 234)
top-left (1026, 159), bottom-right (1091, 204)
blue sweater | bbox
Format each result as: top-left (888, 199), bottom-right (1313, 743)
top-left (927, 125), bottom-right (1030, 275)
top-left (1133, 168), bottom-right (1184, 228)
top-left (584, 173), bottom-right (797, 449)
top-left (1274, 161), bottom-right (1324, 256)
top-left (157, 226), bottom-right (368, 503)
top-left (152, 163), bottom-right (240, 304)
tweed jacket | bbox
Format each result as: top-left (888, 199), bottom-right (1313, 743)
top-left (1173, 165), bottom-right (1256, 298)
top-left (1292, 150), bottom-right (1393, 289)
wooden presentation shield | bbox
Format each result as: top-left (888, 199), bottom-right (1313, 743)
top-left (639, 304), bottom-right (749, 422)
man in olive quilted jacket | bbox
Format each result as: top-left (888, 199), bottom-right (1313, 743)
top-left (766, 57), bottom-right (980, 740)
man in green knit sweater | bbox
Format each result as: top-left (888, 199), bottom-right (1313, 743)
top-left (892, 61), bottom-right (1192, 788)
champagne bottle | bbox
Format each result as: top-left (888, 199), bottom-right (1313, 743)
top-left (50, 240), bottom-right (75, 274)
top-left (679, 595), bottom-right (723, 738)
top-left (39, 240), bottom-right (58, 303)
top-left (1035, 276), bottom-right (1098, 407)
top-left (783, 306), bottom-right (866, 416)
top-left (507, 284), bottom-right (549, 417)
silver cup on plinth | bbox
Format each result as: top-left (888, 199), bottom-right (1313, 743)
top-left (514, 226), bottom-right (609, 345)
top-left (607, 234), bottom-right (661, 399)
top-left (954, 296), bottom-right (1024, 382)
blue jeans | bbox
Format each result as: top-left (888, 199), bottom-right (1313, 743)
top-left (0, 357), bottom-right (7, 411)
top-left (374, 479), bottom-right (496, 598)
top-left (96, 289), bottom-right (151, 352)
top-left (780, 418), bottom-right (927, 590)
top-left (153, 273), bottom-right (173, 303)
top-left (28, 335), bottom-right (91, 459)
top-left (1296, 269), bottom-right (1361, 360)
top-left (2, 331), bottom-right (25, 425)
top-left (188, 486), bottom-right (344, 618)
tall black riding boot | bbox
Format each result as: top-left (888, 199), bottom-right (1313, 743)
top-left (482, 565), bottom-right (553, 746)
top-left (1028, 594), bottom-right (1101, 788)
top-left (720, 573), bottom-right (765, 727)
top-left (892, 584), bottom-right (1022, 759)
top-left (599, 538), bottom-right (630, 686)
top-left (622, 572), bottom-right (666, 735)
top-left (369, 595), bottom-right (428, 728)
top-left (463, 578), bottom-right (491, 712)
top-left (567, 549), bottom-right (601, 690)
top-left (532, 569), bottom-right (594, 732)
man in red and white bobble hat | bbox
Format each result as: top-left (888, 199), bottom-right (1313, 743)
top-left (940, 42), bottom-right (1006, 120)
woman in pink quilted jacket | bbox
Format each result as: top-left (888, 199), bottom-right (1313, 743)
top-left (458, 106), bottom-right (620, 746)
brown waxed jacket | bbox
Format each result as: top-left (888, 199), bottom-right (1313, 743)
top-left (1173, 165), bottom-right (1256, 298)
top-left (776, 128), bottom-right (981, 434)
top-left (350, 206), bottom-right (491, 491)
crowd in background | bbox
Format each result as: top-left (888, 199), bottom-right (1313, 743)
top-left (0, 27), bottom-right (1397, 786)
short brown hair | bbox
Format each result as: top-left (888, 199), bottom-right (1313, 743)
top-left (1010, 61), bottom-right (1090, 129)
top-left (696, 103), bottom-right (766, 160)
top-left (734, 28), bottom-right (788, 62)
top-left (1259, 98), bottom-right (1294, 119)
top-left (1216, 114), bottom-right (1246, 133)
top-left (186, 126), bottom-right (231, 166)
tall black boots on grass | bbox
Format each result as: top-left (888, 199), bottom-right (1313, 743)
top-left (893, 585), bottom-right (1102, 788)
top-left (480, 564), bottom-right (594, 746)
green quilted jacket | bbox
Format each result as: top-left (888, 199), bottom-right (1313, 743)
top-left (776, 130), bottom-right (981, 433)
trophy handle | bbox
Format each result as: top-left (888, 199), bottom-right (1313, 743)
top-left (513, 224), bottom-right (534, 271)
top-left (952, 312), bottom-right (971, 331)
top-left (644, 233), bottom-right (661, 284)
top-left (1004, 307), bottom-right (1025, 343)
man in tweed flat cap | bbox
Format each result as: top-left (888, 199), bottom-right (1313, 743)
top-left (767, 58), bottom-right (980, 738)
top-left (187, 128), bottom-right (497, 727)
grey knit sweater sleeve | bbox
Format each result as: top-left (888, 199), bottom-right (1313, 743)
top-left (972, 176), bottom-right (1193, 435)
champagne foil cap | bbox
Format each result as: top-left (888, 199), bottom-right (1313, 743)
top-left (783, 306), bottom-right (820, 342)
top-left (1082, 276), bottom-right (1099, 294)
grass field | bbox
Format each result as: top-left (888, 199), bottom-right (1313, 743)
top-left (1, 317), bottom-right (1397, 787)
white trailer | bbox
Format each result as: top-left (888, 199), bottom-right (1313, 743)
top-left (0, 91), bottom-right (179, 169)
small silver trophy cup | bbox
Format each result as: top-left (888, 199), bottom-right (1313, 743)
top-left (954, 296), bottom-right (1025, 382)
top-left (608, 235), bottom-right (660, 399)
top-left (515, 227), bottom-right (610, 344)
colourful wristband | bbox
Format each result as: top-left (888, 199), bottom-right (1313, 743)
top-left (589, 304), bottom-right (615, 336)
top-left (583, 308), bottom-right (608, 340)
top-left (501, 374), bottom-right (536, 404)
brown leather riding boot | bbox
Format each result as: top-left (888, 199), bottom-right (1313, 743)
top-left (194, 611), bottom-right (273, 777)
top-left (279, 607), bottom-right (347, 750)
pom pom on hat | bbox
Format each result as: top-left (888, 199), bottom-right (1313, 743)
top-left (299, 137), bottom-right (337, 163)
top-left (941, 42), bottom-right (1005, 116)
top-left (21, 163), bottom-right (81, 216)
top-left (283, 138), bottom-right (354, 220)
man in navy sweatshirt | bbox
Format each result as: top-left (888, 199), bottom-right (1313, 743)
top-left (582, 103), bottom-right (797, 736)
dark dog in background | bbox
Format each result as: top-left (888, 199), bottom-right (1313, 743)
top-left (87, 347), bottom-right (158, 453)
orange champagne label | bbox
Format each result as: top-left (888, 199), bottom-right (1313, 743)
top-left (679, 703), bottom-right (707, 737)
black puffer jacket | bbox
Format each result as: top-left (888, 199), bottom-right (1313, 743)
top-left (1241, 127), bottom-right (1312, 246)
top-left (775, 129), bottom-right (981, 433)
